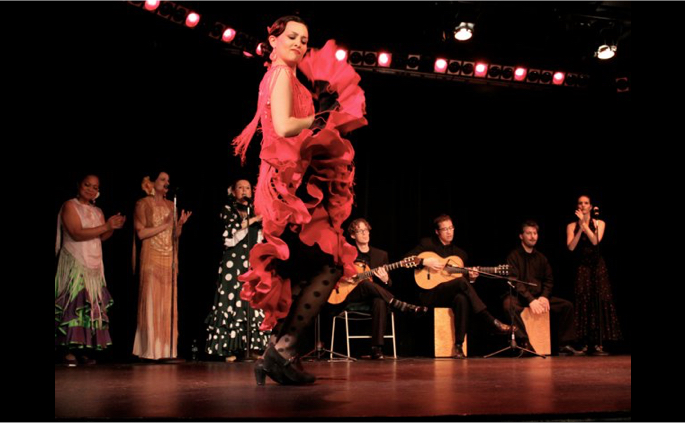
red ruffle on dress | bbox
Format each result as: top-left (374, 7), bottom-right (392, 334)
top-left (232, 41), bottom-right (367, 331)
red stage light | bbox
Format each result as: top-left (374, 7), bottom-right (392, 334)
top-left (335, 49), bottom-right (348, 62)
top-left (434, 58), bottom-right (448, 73)
top-left (378, 52), bottom-right (392, 67)
top-left (474, 63), bottom-right (488, 78)
top-left (514, 67), bottom-right (527, 81)
top-left (185, 12), bottom-right (200, 28)
top-left (553, 72), bottom-right (565, 85)
top-left (256, 43), bottom-right (265, 56)
top-left (222, 28), bottom-right (236, 43)
top-left (144, 0), bottom-right (159, 11)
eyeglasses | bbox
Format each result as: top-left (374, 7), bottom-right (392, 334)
top-left (438, 226), bottom-right (454, 232)
top-left (355, 229), bottom-right (370, 234)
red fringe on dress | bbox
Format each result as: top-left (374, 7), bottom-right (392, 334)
top-left (231, 40), bottom-right (367, 331)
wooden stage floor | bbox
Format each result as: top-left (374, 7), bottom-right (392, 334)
top-left (55, 355), bottom-right (631, 421)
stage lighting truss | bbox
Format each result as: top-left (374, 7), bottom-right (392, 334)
top-left (126, 2), bottom-right (594, 91)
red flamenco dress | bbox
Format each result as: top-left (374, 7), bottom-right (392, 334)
top-left (232, 40), bottom-right (367, 331)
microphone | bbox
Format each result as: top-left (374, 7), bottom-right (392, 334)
top-left (242, 195), bottom-right (254, 203)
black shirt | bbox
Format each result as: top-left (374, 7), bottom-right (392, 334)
top-left (406, 236), bottom-right (469, 265)
top-left (506, 244), bottom-right (554, 303)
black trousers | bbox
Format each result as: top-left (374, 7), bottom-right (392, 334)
top-left (343, 281), bottom-right (393, 346)
top-left (419, 278), bottom-right (487, 344)
top-left (502, 295), bottom-right (577, 346)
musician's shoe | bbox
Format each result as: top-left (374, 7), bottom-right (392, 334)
top-left (390, 298), bottom-right (428, 315)
top-left (559, 345), bottom-right (585, 356)
top-left (452, 344), bottom-right (466, 359)
top-left (371, 346), bottom-right (385, 360)
top-left (492, 319), bottom-right (514, 335)
top-left (591, 345), bottom-right (610, 356)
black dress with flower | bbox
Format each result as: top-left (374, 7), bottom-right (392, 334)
top-left (204, 195), bottom-right (270, 357)
top-left (573, 221), bottom-right (622, 345)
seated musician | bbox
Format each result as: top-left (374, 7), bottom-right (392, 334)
top-left (334, 218), bottom-right (426, 359)
top-left (406, 214), bottom-right (513, 359)
top-left (504, 220), bottom-right (583, 355)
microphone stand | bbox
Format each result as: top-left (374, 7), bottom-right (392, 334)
top-left (593, 209), bottom-right (604, 353)
top-left (463, 269), bottom-right (546, 359)
top-left (161, 190), bottom-right (185, 363)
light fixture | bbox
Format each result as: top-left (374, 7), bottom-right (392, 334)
top-left (596, 44), bottom-right (617, 60)
top-left (378, 52), bottom-right (392, 67)
top-left (447, 60), bottom-right (462, 75)
top-left (454, 22), bottom-right (475, 41)
top-left (335, 49), bottom-right (348, 62)
top-left (434, 58), bottom-right (448, 73)
top-left (349, 51), bottom-right (364, 66)
top-left (406, 54), bottom-right (420, 70)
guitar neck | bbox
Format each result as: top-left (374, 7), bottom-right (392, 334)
top-left (357, 261), bottom-right (404, 280)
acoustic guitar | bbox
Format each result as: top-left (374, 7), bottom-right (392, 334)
top-left (414, 251), bottom-right (510, 290)
top-left (328, 256), bottom-right (421, 305)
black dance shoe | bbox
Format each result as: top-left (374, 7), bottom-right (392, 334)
top-left (257, 346), bottom-right (316, 385)
top-left (452, 344), bottom-right (466, 359)
top-left (390, 299), bottom-right (428, 315)
top-left (591, 345), bottom-right (610, 356)
top-left (371, 346), bottom-right (385, 360)
top-left (559, 345), bottom-right (585, 356)
top-left (492, 319), bottom-right (514, 335)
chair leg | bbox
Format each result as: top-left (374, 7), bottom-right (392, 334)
top-left (390, 311), bottom-right (397, 358)
top-left (345, 311), bottom-right (351, 359)
top-left (330, 316), bottom-right (337, 360)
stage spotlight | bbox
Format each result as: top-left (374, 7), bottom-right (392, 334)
top-left (539, 70), bottom-right (553, 85)
top-left (434, 58), bottom-right (448, 73)
top-left (596, 44), bottom-right (617, 60)
top-left (157, 1), bottom-right (175, 18)
top-left (447, 60), bottom-right (461, 74)
top-left (615, 77), bottom-right (629, 93)
top-left (552, 72), bottom-right (565, 86)
top-left (514, 67), bottom-right (527, 82)
top-left (454, 22), bottom-right (475, 41)
top-left (406, 54), bottom-right (420, 70)
top-left (474, 63), bottom-right (488, 78)
top-left (526, 69), bottom-right (540, 83)
top-left (185, 12), bottom-right (200, 28)
top-left (378, 52), bottom-right (392, 67)
top-left (564, 73), bottom-right (578, 87)
top-left (501, 66), bottom-right (514, 80)
top-left (487, 64), bottom-right (501, 79)
top-left (143, 0), bottom-right (159, 12)
top-left (170, 5), bottom-right (189, 24)
top-left (363, 52), bottom-right (377, 66)
top-left (335, 49), bottom-right (348, 62)
top-left (222, 28), bottom-right (236, 43)
top-left (349, 51), bottom-right (363, 65)
top-left (461, 61), bottom-right (475, 76)
top-left (207, 22), bottom-right (224, 39)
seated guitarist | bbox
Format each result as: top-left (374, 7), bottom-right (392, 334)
top-left (406, 214), bottom-right (513, 359)
top-left (340, 218), bottom-right (427, 359)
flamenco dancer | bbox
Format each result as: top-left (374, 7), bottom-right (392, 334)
top-left (232, 16), bottom-right (368, 385)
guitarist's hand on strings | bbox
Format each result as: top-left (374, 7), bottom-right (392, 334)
top-left (373, 267), bottom-right (390, 284)
top-left (422, 257), bottom-right (445, 272)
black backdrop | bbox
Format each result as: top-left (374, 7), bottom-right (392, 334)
top-left (47, 2), bottom-right (631, 360)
